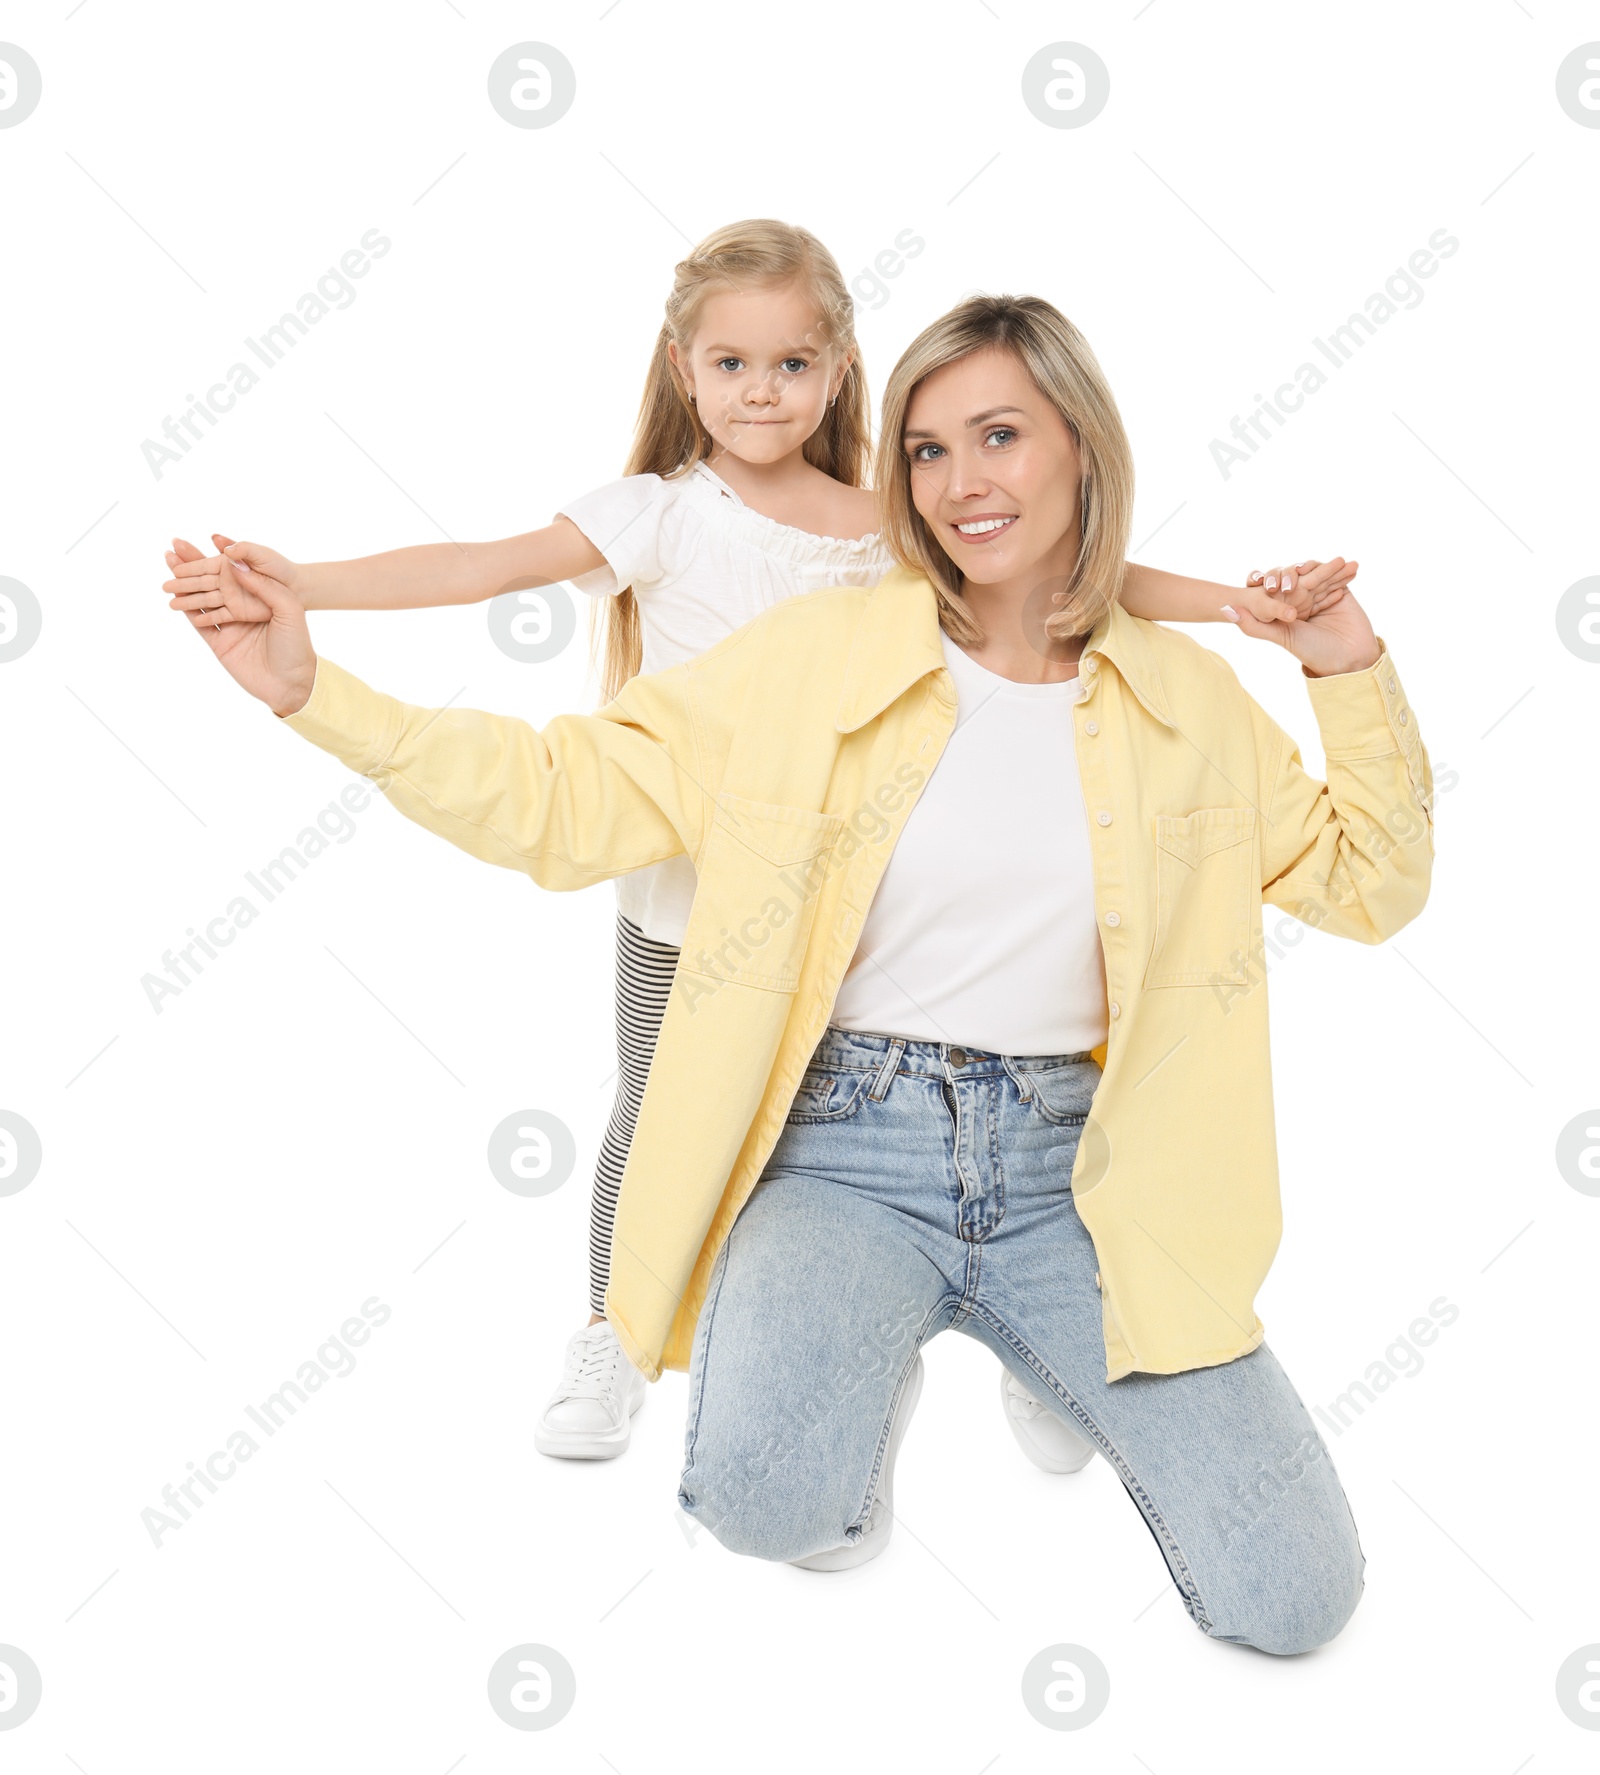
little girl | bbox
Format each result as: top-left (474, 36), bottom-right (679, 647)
top-left (163, 218), bottom-right (1354, 1471)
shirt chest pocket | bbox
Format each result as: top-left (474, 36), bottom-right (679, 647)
top-left (1142, 806), bottom-right (1258, 989)
top-left (681, 793), bottom-right (845, 993)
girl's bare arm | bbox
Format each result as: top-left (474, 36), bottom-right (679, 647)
top-left (1120, 557), bottom-right (1355, 626)
top-left (163, 519), bottom-right (606, 620)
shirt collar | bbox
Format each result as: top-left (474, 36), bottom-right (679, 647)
top-left (1080, 594), bottom-right (1179, 729)
top-left (834, 567), bottom-right (1177, 733)
top-left (834, 567), bottom-right (948, 733)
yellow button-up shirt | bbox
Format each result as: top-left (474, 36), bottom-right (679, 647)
top-left (285, 566), bottom-right (1434, 1382)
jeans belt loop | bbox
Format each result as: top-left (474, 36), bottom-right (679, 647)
top-left (999, 1053), bottom-right (1033, 1102)
top-left (868, 1038), bottom-right (905, 1101)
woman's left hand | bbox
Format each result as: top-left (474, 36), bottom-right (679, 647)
top-left (1224, 582), bottom-right (1382, 678)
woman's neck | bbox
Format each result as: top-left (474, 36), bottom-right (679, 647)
top-left (955, 549), bottom-right (1088, 686)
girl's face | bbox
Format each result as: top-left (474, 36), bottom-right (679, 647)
top-left (669, 282), bottom-right (849, 468)
top-left (901, 345), bottom-right (1083, 591)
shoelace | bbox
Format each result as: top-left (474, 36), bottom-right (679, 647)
top-left (559, 1330), bottom-right (625, 1400)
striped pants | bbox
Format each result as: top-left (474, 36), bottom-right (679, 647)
top-left (587, 912), bottom-right (679, 1315)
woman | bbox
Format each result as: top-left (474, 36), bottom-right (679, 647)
top-left (173, 295), bottom-right (1433, 1654)
top-left (159, 217), bottom-right (1346, 1470)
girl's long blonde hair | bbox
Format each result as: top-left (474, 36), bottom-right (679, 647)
top-left (874, 294), bottom-right (1135, 647)
top-left (593, 218), bottom-right (870, 702)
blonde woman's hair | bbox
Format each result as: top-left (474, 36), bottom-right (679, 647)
top-left (874, 294), bottom-right (1134, 648)
top-left (591, 218), bottom-right (870, 702)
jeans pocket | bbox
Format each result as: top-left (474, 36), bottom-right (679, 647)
top-left (784, 1064), bottom-right (872, 1125)
top-left (1023, 1061), bottom-right (1096, 1127)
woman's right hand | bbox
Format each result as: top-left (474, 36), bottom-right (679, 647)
top-left (171, 552), bottom-right (318, 717)
top-left (163, 534), bottom-right (300, 624)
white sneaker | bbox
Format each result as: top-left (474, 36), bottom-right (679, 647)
top-left (791, 1352), bottom-right (925, 1572)
top-left (534, 1320), bottom-right (647, 1461)
top-left (999, 1368), bottom-right (1096, 1474)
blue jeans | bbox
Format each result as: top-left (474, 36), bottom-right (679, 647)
top-left (677, 1027), bottom-right (1364, 1655)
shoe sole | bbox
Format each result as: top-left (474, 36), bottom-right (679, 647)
top-left (791, 1351), bottom-right (925, 1572)
top-left (999, 1366), bottom-right (1096, 1474)
top-left (534, 1379), bottom-right (647, 1462)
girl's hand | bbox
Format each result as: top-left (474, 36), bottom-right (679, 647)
top-left (1229, 557), bottom-right (1356, 626)
top-left (163, 534), bottom-right (299, 625)
top-left (1225, 579), bottom-right (1382, 678)
top-left (172, 552), bottom-right (318, 716)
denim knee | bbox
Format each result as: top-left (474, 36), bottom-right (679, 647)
top-left (1201, 1536), bottom-right (1365, 1656)
top-left (677, 1475), bottom-right (856, 1564)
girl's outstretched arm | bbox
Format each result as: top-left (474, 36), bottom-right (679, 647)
top-left (170, 554), bottom-right (701, 887)
top-left (163, 519), bottom-right (605, 619)
top-left (1120, 557), bottom-right (1355, 627)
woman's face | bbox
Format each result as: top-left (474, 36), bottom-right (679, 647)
top-left (901, 345), bottom-right (1083, 591)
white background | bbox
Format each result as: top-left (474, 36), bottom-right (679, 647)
top-left (2, 1), bottom-right (1596, 1768)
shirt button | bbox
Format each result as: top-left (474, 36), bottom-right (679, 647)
top-left (1109, 1001), bottom-right (1121, 1019)
top-left (1387, 677), bottom-right (1397, 693)
top-left (1399, 709), bottom-right (1408, 724)
top-left (1104, 911), bottom-right (1121, 926)
top-left (1084, 720), bottom-right (1100, 736)
top-left (1096, 810), bottom-right (1112, 826)
top-left (949, 1046), bottom-right (968, 1067)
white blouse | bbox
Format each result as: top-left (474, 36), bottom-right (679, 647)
top-left (559, 462), bottom-right (893, 944)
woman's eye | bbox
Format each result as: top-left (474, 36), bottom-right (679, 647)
top-left (716, 357), bottom-right (744, 373)
top-left (983, 426), bottom-right (1017, 448)
top-left (909, 443), bottom-right (944, 463)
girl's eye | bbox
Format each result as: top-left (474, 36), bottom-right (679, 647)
top-left (983, 426), bottom-right (1017, 448)
top-left (716, 356), bottom-right (745, 373)
top-left (909, 442), bottom-right (945, 464)
top-left (779, 357), bottom-right (808, 375)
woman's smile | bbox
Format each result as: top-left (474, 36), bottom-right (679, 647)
top-left (951, 513), bottom-right (1018, 541)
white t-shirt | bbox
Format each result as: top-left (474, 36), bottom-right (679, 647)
top-left (559, 463), bottom-right (894, 944)
top-left (829, 633), bottom-right (1109, 1057)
